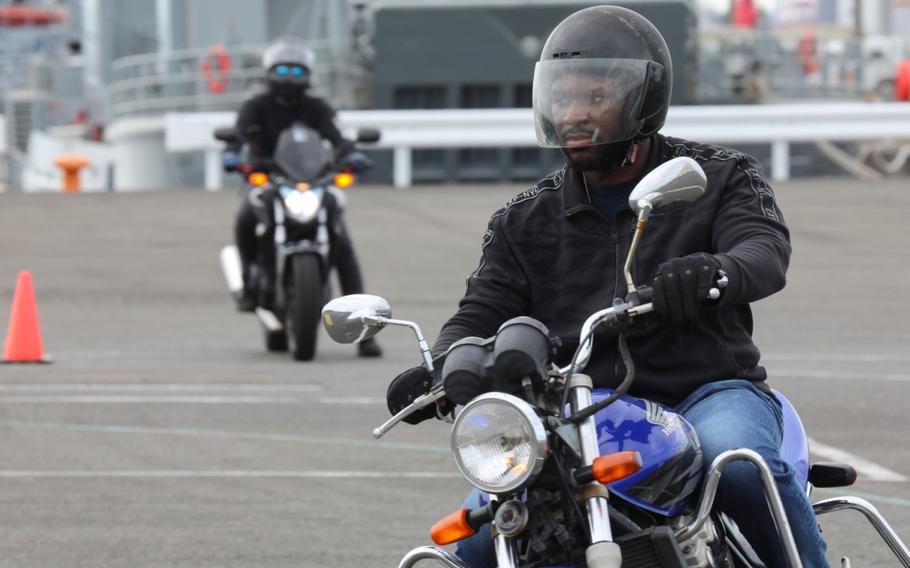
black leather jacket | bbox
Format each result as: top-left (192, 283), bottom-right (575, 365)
top-left (433, 134), bottom-right (792, 407)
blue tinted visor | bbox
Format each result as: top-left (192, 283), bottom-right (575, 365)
top-left (274, 64), bottom-right (307, 78)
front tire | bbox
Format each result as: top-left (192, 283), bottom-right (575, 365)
top-left (286, 254), bottom-right (323, 361)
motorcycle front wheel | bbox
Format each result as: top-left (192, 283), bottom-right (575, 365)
top-left (285, 254), bottom-right (323, 361)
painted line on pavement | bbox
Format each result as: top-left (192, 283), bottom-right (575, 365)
top-left (0, 420), bottom-right (450, 454)
top-left (0, 392), bottom-right (383, 405)
top-left (772, 369), bottom-right (910, 383)
top-left (809, 437), bottom-right (908, 482)
top-left (0, 396), bottom-right (315, 404)
top-left (814, 487), bottom-right (910, 509)
top-left (0, 384), bottom-right (322, 392)
top-left (764, 353), bottom-right (910, 363)
top-left (0, 470), bottom-right (460, 479)
top-left (319, 397), bottom-right (385, 405)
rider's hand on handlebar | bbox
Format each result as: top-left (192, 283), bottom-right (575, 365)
top-left (651, 253), bottom-right (724, 323)
top-left (340, 150), bottom-right (373, 174)
top-left (222, 151), bottom-right (241, 173)
top-left (387, 366), bottom-right (439, 425)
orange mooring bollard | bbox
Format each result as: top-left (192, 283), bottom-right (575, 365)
top-left (2, 270), bottom-right (50, 364)
top-left (53, 153), bottom-right (91, 193)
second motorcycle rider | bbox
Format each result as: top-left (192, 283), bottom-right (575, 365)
top-left (230, 36), bottom-right (381, 358)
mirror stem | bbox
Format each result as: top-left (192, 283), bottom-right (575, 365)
top-left (372, 317), bottom-right (435, 372)
top-left (624, 205), bottom-right (652, 294)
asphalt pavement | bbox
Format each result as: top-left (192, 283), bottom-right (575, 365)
top-left (0, 177), bottom-right (908, 567)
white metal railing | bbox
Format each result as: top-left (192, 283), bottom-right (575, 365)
top-left (107, 41), bottom-right (369, 119)
top-left (157, 102), bottom-right (910, 189)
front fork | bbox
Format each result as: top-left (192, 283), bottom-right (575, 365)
top-left (568, 373), bottom-right (624, 568)
top-left (487, 373), bottom-right (621, 568)
top-left (272, 201), bottom-right (330, 309)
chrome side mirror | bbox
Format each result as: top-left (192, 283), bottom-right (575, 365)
top-left (628, 156), bottom-right (706, 215)
top-left (623, 157), bottom-right (707, 295)
top-left (321, 294), bottom-right (392, 344)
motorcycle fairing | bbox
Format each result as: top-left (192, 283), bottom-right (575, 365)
top-left (274, 123), bottom-right (333, 182)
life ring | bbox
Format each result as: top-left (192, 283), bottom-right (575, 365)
top-left (201, 44), bottom-right (231, 94)
top-left (896, 60), bottom-right (910, 102)
top-left (797, 32), bottom-right (819, 75)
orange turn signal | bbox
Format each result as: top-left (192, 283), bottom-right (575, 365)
top-left (333, 172), bottom-right (355, 188)
top-left (592, 451), bottom-right (642, 484)
top-left (430, 508), bottom-right (476, 545)
top-left (248, 172), bottom-right (269, 187)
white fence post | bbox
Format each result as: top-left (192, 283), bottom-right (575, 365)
top-left (204, 148), bottom-right (223, 191)
top-left (393, 146), bottom-right (412, 189)
top-left (771, 140), bottom-right (790, 182)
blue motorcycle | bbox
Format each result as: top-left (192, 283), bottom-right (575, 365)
top-left (321, 158), bottom-right (910, 568)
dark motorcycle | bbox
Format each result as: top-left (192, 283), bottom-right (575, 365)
top-left (217, 123), bottom-right (379, 361)
top-left (320, 157), bottom-right (910, 567)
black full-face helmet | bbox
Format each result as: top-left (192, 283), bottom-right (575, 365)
top-left (533, 6), bottom-right (672, 151)
top-left (262, 37), bottom-right (315, 105)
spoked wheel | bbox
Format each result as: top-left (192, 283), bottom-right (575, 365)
top-left (285, 254), bottom-right (323, 361)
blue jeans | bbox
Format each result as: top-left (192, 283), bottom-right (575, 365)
top-left (456, 379), bottom-right (830, 568)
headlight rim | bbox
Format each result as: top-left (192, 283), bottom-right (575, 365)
top-left (450, 391), bottom-right (548, 495)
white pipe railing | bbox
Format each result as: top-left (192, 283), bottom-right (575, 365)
top-left (158, 102), bottom-right (910, 189)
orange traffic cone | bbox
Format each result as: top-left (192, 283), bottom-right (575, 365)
top-left (2, 270), bottom-right (50, 364)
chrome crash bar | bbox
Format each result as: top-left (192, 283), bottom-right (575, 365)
top-left (814, 496), bottom-right (910, 567)
top-left (398, 546), bottom-right (470, 568)
top-left (676, 449), bottom-right (804, 568)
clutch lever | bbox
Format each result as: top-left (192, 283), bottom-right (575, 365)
top-left (372, 384), bottom-right (447, 439)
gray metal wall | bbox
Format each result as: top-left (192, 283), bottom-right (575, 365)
top-left (367, 1), bottom-right (696, 183)
top-left (185, 0), bottom-right (268, 49)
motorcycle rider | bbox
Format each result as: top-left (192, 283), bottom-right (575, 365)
top-left (386, 6), bottom-right (829, 567)
top-left (230, 36), bottom-right (381, 358)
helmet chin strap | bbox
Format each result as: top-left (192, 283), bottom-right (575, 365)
top-left (621, 141), bottom-right (640, 168)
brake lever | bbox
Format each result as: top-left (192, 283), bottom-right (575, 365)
top-left (371, 384), bottom-right (447, 439)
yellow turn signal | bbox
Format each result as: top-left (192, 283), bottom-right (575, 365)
top-left (592, 451), bottom-right (643, 484)
top-left (430, 508), bottom-right (476, 545)
top-left (333, 172), bottom-right (355, 188)
top-left (248, 172), bottom-right (269, 187)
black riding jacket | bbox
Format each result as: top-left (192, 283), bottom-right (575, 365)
top-left (235, 92), bottom-right (355, 162)
top-left (433, 134), bottom-right (792, 407)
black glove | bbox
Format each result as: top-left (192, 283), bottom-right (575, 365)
top-left (386, 366), bottom-right (438, 425)
top-left (651, 253), bottom-right (723, 323)
top-left (222, 150), bottom-right (241, 173)
top-left (341, 150), bottom-right (372, 174)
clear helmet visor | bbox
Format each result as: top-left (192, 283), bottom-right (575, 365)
top-left (533, 59), bottom-right (650, 148)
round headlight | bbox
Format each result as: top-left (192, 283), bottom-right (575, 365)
top-left (451, 392), bottom-right (548, 494)
top-left (284, 190), bottom-right (320, 223)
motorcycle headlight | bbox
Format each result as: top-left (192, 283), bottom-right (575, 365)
top-left (451, 392), bottom-right (548, 494)
top-left (283, 189), bottom-right (320, 223)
